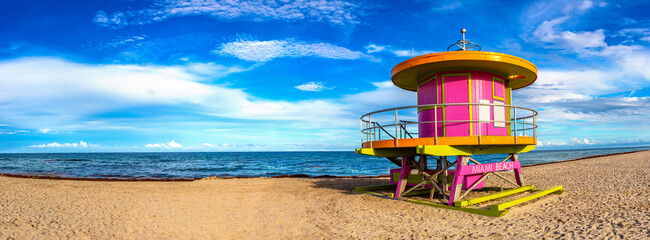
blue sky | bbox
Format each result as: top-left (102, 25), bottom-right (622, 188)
top-left (1, 0), bottom-right (649, 152)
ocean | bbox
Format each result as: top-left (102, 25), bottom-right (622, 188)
top-left (0, 146), bottom-right (648, 180)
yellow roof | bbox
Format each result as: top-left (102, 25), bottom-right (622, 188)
top-left (391, 51), bottom-right (537, 91)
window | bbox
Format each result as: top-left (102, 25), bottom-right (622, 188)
top-left (493, 101), bottom-right (505, 128)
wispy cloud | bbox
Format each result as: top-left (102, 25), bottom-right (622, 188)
top-left (430, 0), bottom-right (462, 11)
top-left (37, 128), bottom-right (54, 134)
top-left (94, 0), bottom-right (359, 28)
top-left (93, 10), bottom-right (128, 28)
top-left (531, 16), bottom-right (606, 51)
top-left (294, 82), bottom-right (332, 92)
top-left (145, 140), bottom-right (183, 148)
top-left (538, 137), bottom-right (594, 147)
top-left (0, 130), bottom-right (29, 135)
top-left (363, 44), bottom-right (432, 57)
top-left (30, 141), bottom-right (92, 148)
top-left (217, 38), bottom-right (373, 62)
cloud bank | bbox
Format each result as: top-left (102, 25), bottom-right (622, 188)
top-left (217, 39), bottom-right (373, 62)
top-left (94, 0), bottom-right (359, 28)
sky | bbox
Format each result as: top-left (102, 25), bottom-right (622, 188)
top-left (1, 0), bottom-right (649, 152)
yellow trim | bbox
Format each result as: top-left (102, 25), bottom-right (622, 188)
top-left (441, 73), bottom-right (472, 136)
top-left (354, 148), bottom-right (417, 157)
top-left (506, 87), bottom-right (512, 136)
top-left (416, 74), bottom-right (436, 107)
top-left (361, 136), bottom-right (537, 149)
top-left (492, 76), bottom-right (505, 101)
top-left (417, 74), bottom-right (436, 87)
top-left (469, 74), bottom-right (473, 136)
top-left (416, 145), bottom-right (536, 156)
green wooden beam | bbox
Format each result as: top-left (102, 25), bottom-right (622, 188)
top-left (417, 145), bottom-right (536, 156)
top-left (353, 184), bottom-right (395, 192)
top-left (403, 188), bottom-right (432, 197)
top-left (355, 148), bottom-right (417, 157)
top-left (490, 185), bottom-right (565, 211)
top-left (404, 199), bottom-right (509, 217)
top-left (454, 185), bottom-right (534, 207)
top-left (354, 188), bottom-right (510, 217)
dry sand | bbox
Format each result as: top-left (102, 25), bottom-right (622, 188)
top-left (1, 151), bottom-right (649, 239)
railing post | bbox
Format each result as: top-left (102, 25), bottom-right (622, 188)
top-left (369, 115), bottom-right (373, 148)
top-left (360, 118), bottom-right (363, 147)
top-left (533, 111), bottom-right (537, 140)
top-left (513, 107), bottom-right (517, 144)
top-left (521, 118), bottom-right (526, 137)
top-left (395, 110), bottom-right (399, 147)
top-left (434, 106), bottom-right (438, 145)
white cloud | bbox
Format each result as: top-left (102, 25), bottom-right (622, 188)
top-left (30, 141), bottom-right (92, 148)
top-left (167, 140), bottom-right (182, 148)
top-left (613, 28), bottom-right (650, 38)
top-left (94, 0), bottom-right (358, 28)
top-left (577, 0), bottom-right (594, 10)
top-left (363, 44), bottom-right (432, 57)
top-left (538, 137), bottom-right (595, 147)
top-left (37, 128), bottom-right (54, 134)
top-left (201, 143), bottom-right (230, 148)
top-left (431, 0), bottom-right (462, 11)
top-left (217, 39), bottom-right (372, 62)
top-left (531, 16), bottom-right (606, 51)
top-left (0, 57), bottom-right (360, 139)
top-left (294, 82), bottom-right (332, 92)
top-left (202, 143), bottom-right (215, 148)
top-left (364, 44), bottom-right (386, 53)
top-left (145, 141), bottom-right (183, 148)
top-left (93, 10), bottom-right (128, 28)
top-left (0, 130), bottom-right (29, 135)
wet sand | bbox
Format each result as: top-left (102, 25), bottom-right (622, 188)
top-left (1, 151), bottom-right (649, 239)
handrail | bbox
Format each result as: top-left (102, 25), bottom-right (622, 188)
top-left (372, 122), bottom-right (395, 139)
top-left (360, 102), bottom-right (537, 145)
top-left (361, 103), bottom-right (537, 119)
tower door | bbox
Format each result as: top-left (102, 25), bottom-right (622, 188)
top-left (442, 73), bottom-right (471, 137)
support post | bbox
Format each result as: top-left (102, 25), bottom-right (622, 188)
top-left (394, 110), bottom-right (399, 147)
top-left (434, 106), bottom-right (438, 145)
top-left (394, 156), bottom-right (411, 199)
top-left (511, 153), bottom-right (524, 186)
top-left (443, 156), bottom-right (448, 191)
top-left (448, 156), bottom-right (469, 205)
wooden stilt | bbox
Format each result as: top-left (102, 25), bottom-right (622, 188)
top-left (421, 155), bottom-right (427, 171)
top-left (448, 156), bottom-right (469, 205)
top-left (442, 156), bottom-right (448, 191)
top-left (394, 156), bottom-right (411, 198)
top-left (511, 153), bottom-right (524, 186)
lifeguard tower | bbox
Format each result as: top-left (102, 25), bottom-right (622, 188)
top-left (354, 29), bottom-right (564, 217)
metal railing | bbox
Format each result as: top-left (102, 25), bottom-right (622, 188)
top-left (360, 103), bottom-right (537, 147)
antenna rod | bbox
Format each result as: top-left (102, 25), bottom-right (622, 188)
top-left (461, 28), bottom-right (467, 51)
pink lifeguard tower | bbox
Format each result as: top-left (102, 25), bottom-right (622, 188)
top-left (354, 29), bottom-right (564, 217)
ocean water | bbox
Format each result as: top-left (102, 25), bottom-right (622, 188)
top-left (0, 146), bottom-right (648, 179)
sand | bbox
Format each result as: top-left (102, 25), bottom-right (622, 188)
top-left (1, 151), bottom-right (649, 239)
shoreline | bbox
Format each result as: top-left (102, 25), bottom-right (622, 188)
top-left (1, 149), bottom-right (648, 182)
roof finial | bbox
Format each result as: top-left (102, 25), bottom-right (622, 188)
top-left (448, 28), bottom-right (481, 51)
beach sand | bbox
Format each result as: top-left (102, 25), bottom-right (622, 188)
top-left (1, 151), bottom-right (649, 239)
